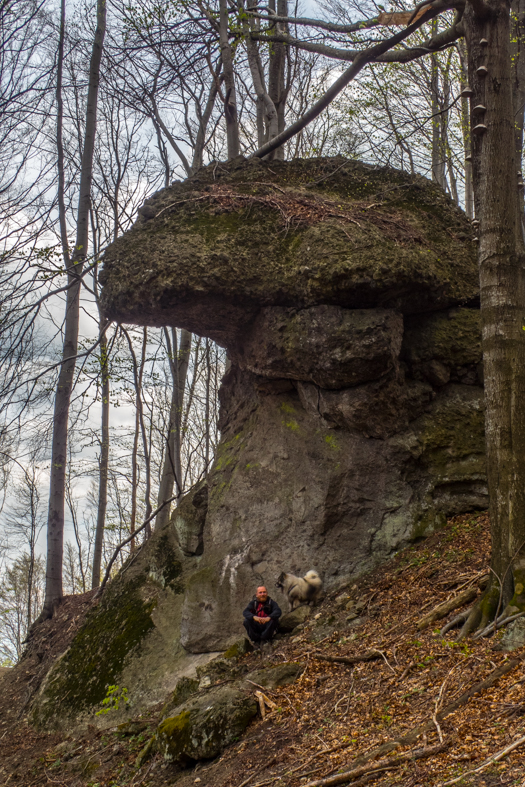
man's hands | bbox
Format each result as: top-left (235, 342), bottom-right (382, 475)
top-left (253, 616), bottom-right (271, 624)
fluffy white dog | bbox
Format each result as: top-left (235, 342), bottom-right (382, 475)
top-left (276, 570), bottom-right (323, 611)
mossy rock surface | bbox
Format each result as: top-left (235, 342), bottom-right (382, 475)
top-left (31, 575), bottom-right (157, 726)
top-left (223, 637), bottom-right (254, 659)
top-left (100, 158), bottom-right (478, 347)
top-left (160, 676), bottom-right (201, 720)
top-left (402, 308), bottom-right (482, 367)
top-left (156, 685), bottom-right (257, 764)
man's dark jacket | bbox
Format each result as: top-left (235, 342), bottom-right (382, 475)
top-left (243, 597), bottom-right (281, 622)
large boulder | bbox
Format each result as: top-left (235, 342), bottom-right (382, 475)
top-left (156, 685), bottom-right (257, 764)
top-left (30, 158), bottom-right (487, 729)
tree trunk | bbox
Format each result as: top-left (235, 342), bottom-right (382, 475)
top-left (458, 40), bottom-right (475, 218)
top-left (219, 0), bottom-right (240, 158)
top-left (91, 330), bottom-right (109, 589)
top-left (155, 328), bottom-right (191, 530)
top-left (192, 75), bottom-right (219, 172)
top-left (430, 38), bottom-right (447, 189)
top-left (124, 327), bottom-right (153, 540)
top-left (267, 0), bottom-right (288, 158)
top-left (41, 0), bottom-right (106, 621)
top-left (205, 338), bottom-right (211, 473)
top-left (461, 0), bottom-right (525, 634)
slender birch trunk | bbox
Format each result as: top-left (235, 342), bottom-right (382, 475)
top-left (40, 0), bottom-right (106, 621)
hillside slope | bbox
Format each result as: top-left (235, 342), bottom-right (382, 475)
top-left (1, 510), bottom-right (525, 787)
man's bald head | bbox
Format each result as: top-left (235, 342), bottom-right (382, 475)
top-left (256, 586), bottom-right (268, 601)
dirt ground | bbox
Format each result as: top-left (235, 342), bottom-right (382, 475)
top-left (2, 511), bottom-right (525, 787)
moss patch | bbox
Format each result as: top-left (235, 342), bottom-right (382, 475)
top-left (33, 576), bottom-right (157, 723)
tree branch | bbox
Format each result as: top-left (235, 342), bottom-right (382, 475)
top-left (250, 2), bottom-right (460, 159)
top-left (94, 494), bottom-right (178, 598)
top-left (252, 19), bottom-right (463, 64)
top-left (245, 9), bottom-right (382, 33)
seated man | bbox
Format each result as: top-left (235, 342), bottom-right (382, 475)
top-left (243, 585), bottom-right (281, 648)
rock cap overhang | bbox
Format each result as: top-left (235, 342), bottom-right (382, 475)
top-left (99, 157), bottom-right (478, 347)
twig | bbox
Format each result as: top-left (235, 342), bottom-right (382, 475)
top-left (399, 661), bottom-right (416, 681)
top-left (305, 743), bottom-right (447, 787)
top-left (251, 181), bottom-right (287, 193)
top-left (132, 759), bottom-right (157, 787)
top-left (245, 679), bottom-right (278, 694)
top-left (238, 774), bottom-right (257, 787)
top-left (440, 733), bottom-right (525, 785)
top-left (305, 161), bottom-right (349, 188)
top-left (377, 649), bottom-right (396, 673)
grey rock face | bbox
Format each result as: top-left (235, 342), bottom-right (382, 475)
top-left (498, 618), bottom-right (525, 651)
top-left (243, 662), bottom-right (305, 688)
top-left (231, 306), bottom-right (403, 389)
top-left (173, 483), bottom-right (208, 556)
top-left (179, 370), bottom-right (486, 653)
top-left (279, 607), bottom-right (312, 633)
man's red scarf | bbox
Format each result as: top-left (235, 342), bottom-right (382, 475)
top-left (255, 602), bottom-right (267, 618)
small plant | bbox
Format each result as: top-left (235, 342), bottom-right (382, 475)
top-left (96, 685), bottom-right (129, 716)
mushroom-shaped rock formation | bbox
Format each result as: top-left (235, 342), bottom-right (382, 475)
top-left (31, 159), bottom-right (487, 731)
top-left (100, 158), bottom-right (485, 653)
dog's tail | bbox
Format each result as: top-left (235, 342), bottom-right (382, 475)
top-left (304, 570), bottom-right (322, 596)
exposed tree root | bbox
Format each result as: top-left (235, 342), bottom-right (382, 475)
top-left (417, 586), bottom-right (481, 631)
top-left (459, 562), bottom-right (525, 639)
top-left (440, 608), bottom-right (472, 636)
top-left (473, 610), bottom-right (525, 639)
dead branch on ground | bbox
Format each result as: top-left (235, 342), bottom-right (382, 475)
top-left (440, 732), bottom-right (525, 785)
top-left (313, 650), bottom-right (383, 666)
top-left (305, 743), bottom-right (447, 787)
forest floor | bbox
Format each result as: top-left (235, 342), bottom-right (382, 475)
top-left (2, 511), bottom-right (525, 787)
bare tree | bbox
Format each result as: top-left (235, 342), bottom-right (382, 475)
top-left (41, 0), bottom-right (107, 621)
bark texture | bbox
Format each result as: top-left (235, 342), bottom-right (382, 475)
top-left (462, 0), bottom-right (525, 632)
